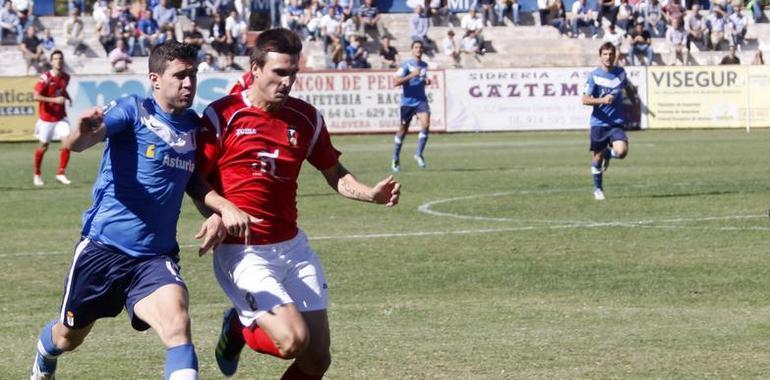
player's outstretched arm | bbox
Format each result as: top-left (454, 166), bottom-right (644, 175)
top-left (64, 106), bottom-right (105, 152)
top-left (321, 162), bottom-right (401, 207)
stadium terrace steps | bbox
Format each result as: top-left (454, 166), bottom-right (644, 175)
top-left (0, 11), bottom-right (767, 75)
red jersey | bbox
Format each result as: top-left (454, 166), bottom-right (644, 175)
top-left (229, 72), bottom-right (253, 95)
top-left (34, 71), bottom-right (70, 122)
top-left (198, 93), bottom-right (341, 245)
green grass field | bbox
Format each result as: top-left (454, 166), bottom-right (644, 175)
top-left (3, 129), bottom-right (770, 379)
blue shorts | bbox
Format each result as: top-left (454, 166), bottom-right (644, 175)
top-left (400, 102), bottom-right (430, 126)
top-left (590, 124), bottom-right (628, 152)
top-left (58, 238), bottom-right (187, 331)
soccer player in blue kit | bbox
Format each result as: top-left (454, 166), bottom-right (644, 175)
top-left (392, 40), bottom-right (431, 172)
top-left (582, 42), bottom-right (630, 201)
top-left (30, 41), bottom-right (202, 379)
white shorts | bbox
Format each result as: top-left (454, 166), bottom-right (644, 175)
top-left (212, 230), bottom-right (328, 327)
top-left (34, 118), bottom-right (71, 143)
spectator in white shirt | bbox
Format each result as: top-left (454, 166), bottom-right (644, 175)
top-left (442, 29), bottom-right (461, 67)
top-left (665, 18), bottom-right (688, 65)
top-left (707, 5), bottom-right (727, 50)
top-left (685, 3), bottom-right (708, 51)
top-left (729, 5), bottom-right (748, 48)
top-left (461, 7), bottom-right (485, 54)
top-left (602, 24), bottom-right (624, 65)
top-left (198, 53), bottom-right (221, 72)
top-left (225, 9), bottom-right (247, 55)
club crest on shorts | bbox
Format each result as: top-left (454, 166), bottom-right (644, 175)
top-left (146, 144), bottom-right (156, 158)
top-left (66, 310), bottom-right (75, 326)
top-left (287, 128), bottom-right (297, 147)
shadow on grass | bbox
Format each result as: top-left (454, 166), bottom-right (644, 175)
top-left (636, 190), bottom-right (739, 199)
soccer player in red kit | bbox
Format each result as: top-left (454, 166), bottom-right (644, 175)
top-left (187, 28), bottom-right (400, 379)
top-left (33, 49), bottom-right (72, 186)
top-left (229, 70), bottom-right (253, 94)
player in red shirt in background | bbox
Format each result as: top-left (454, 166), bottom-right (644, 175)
top-left (229, 70), bottom-right (253, 94)
top-left (187, 28), bottom-right (400, 379)
top-left (33, 50), bottom-right (72, 186)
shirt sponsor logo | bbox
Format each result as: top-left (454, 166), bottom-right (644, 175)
top-left (146, 144), bottom-right (156, 158)
top-left (162, 155), bottom-right (195, 173)
top-left (236, 128), bottom-right (257, 136)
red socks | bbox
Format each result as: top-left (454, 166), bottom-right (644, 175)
top-left (242, 325), bottom-right (283, 358)
top-left (34, 148), bottom-right (44, 175)
top-left (58, 149), bottom-right (70, 175)
top-left (241, 325), bottom-right (323, 379)
top-left (34, 148), bottom-right (70, 176)
top-left (280, 362), bottom-right (323, 380)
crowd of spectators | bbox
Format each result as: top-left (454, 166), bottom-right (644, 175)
top-left (0, 0), bottom-right (765, 74)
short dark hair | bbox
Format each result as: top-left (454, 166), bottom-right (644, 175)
top-left (50, 49), bottom-right (63, 61)
top-left (599, 42), bottom-right (616, 55)
top-left (148, 40), bottom-right (198, 75)
top-left (411, 40), bottom-right (423, 49)
top-left (249, 28), bottom-right (303, 69)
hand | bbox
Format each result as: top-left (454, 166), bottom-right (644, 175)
top-left (54, 96), bottom-right (66, 105)
top-left (195, 213), bottom-right (227, 256)
top-left (220, 203), bottom-right (263, 243)
top-left (77, 106), bottom-right (104, 133)
top-left (603, 94), bottom-right (615, 104)
top-left (371, 175), bottom-right (400, 207)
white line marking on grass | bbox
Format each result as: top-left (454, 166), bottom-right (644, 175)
top-left (1, 216), bottom-right (765, 258)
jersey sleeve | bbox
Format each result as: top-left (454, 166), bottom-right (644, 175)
top-left (33, 74), bottom-right (46, 94)
top-left (583, 73), bottom-right (596, 97)
top-left (102, 96), bottom-right (137, 137)
top-left (196, 105), bottom-right (224, 177)
top-left (307, 113), bottom-right (341, 171)
top-left (395, 63), bottom-right (408, 78)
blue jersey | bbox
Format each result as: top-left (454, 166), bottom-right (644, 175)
top-left (81, 95), bottom-right (199, 258)
top-left (396, 58), bottom-right (429, 107)
top-left (584, 66), bottom-right (627, 127)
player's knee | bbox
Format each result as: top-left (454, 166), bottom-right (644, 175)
top-left (54, 324), bottom-right (90, 351)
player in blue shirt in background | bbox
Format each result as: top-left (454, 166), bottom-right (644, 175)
top-left (582, 42), bottom-right (630, 201)
top-left (30, 40), bottom-right (203, 380)
top-left (392, 40), bottom-right (431, 172)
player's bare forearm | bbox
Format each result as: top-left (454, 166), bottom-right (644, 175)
top-left (322, 163), bottom-right (400, 206)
